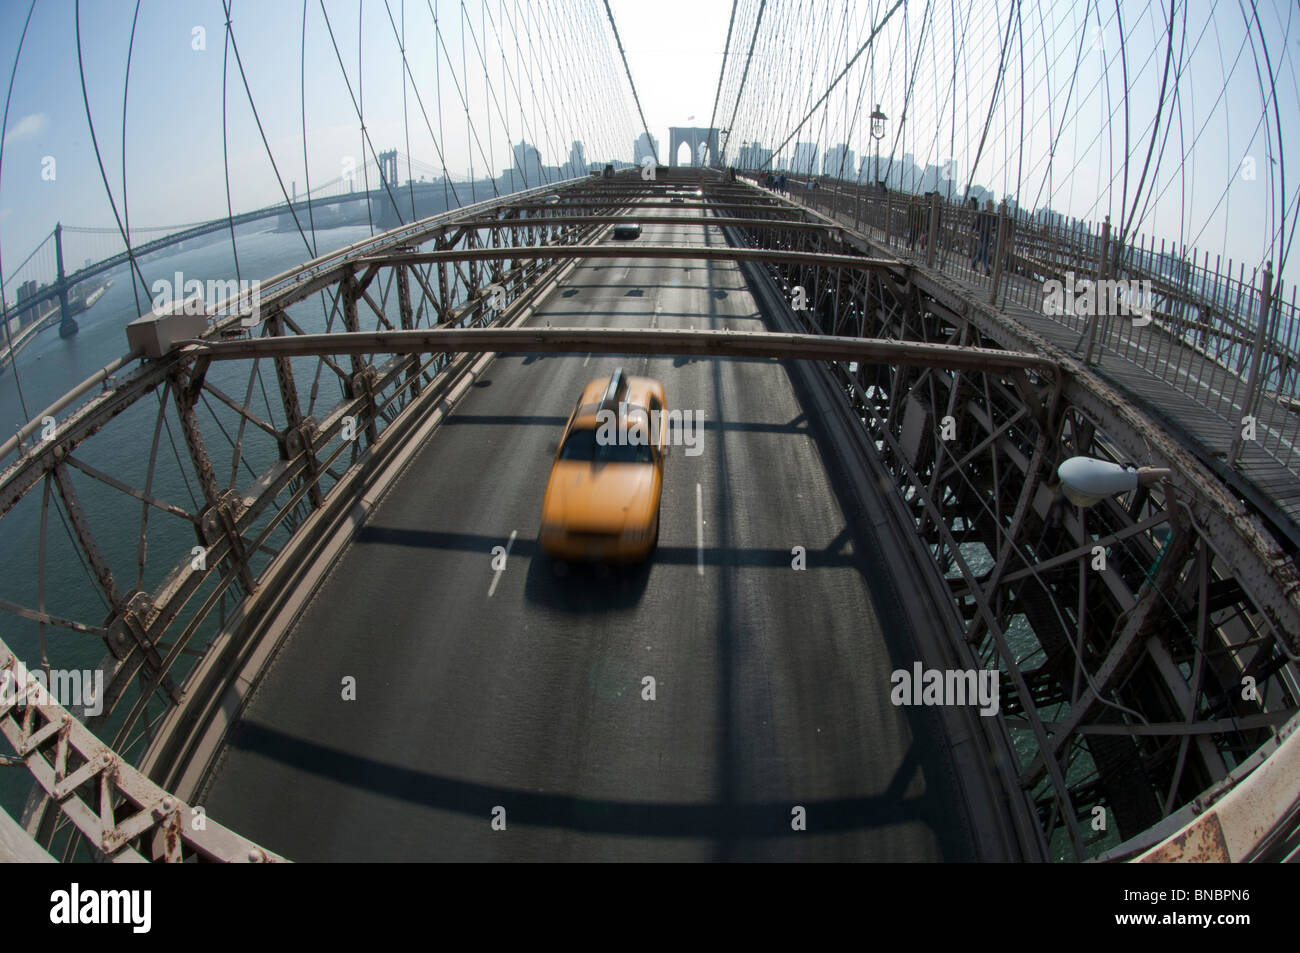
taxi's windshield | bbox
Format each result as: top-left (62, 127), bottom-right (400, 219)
top-left (559, 426), bottom-right (654, 464)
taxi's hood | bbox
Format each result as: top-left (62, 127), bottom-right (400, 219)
top-left (543, 461), bottom-right (656, 530)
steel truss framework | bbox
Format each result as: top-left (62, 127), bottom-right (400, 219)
top-left (0, 175), bottom-right (615, 860)
top-left (720, 186), bottom-right (1300, 860)
top-left (0, 170), bottom-right (1297, 861)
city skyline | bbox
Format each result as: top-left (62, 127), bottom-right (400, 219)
top-left (1, 1), bottom-right (1294, 287)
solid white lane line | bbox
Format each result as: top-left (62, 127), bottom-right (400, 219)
top-left (696, 483), bottom-right (704, 576)
top-left (488, 529), bottom-right (518, 597)
top-left (583, 353), bottom-right (591, 366)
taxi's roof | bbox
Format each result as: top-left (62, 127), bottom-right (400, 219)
top-left (570, 372), bottom-right (663, 428)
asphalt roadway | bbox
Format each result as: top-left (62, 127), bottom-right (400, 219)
top-left (198, 206), bottom-right (984, 861)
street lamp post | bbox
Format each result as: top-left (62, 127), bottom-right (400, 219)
top-left (862, 104), bottom-right (888, 231)
top-left (870, 105), bottom-right (888, 183)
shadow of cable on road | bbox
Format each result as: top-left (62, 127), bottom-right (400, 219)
top-left (356, 526), bottom-right (867, 572)
top-left (523, 553), bottom-right (653, 612)
top-left (218, 719), bottom-right (941, 860)
top-left (719, 215), bottom-right (982, 862)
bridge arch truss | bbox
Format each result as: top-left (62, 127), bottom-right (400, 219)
top-left (1, 171), bottom-right (1297, 861)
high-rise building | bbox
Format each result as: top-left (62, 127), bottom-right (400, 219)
top-left (15, 279), bottom-right (36, 327)
top-left (859, 153), bottom-right (889, 184)
top-left (822, 143), bottom-right (855, 178)
top-left (567, 141), bottom-right (587, 178)
top-left (792, 142), bottom-right (818, 175)
top-left (738, 141), bottom-right (772, 170)
top-left (511, 141), bottom-right (544, 185)
top-left (634, 132), bottom-right (659, 164)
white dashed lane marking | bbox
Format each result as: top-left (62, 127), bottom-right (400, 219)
top-left (488, 529), bottom-right (518, 597)
top-left (696, 483), bottom-right (704, 576)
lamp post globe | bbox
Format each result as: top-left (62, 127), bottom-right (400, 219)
top-left (869, 105), bottom-right (887, 185)
top-left (1057, 456), bottom-right (1173, 508)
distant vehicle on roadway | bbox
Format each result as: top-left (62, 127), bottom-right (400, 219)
top-left (539, 368), bottom-right (666, 563)
top-left (612, 222), bottom-right (642, 239)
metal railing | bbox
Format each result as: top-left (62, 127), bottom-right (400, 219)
top-left (728, 176), bottom-right (1300, 860)
top-left (762, 174), bottom-right (1300, 478)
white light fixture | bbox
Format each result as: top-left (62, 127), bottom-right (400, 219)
top-left (869, 105), bottom-right (888, 141)
top-left (1057, 456), bottom-right (1172, 508)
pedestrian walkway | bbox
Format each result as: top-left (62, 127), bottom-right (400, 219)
top-left (787, 183), bottom-right (1300, 542)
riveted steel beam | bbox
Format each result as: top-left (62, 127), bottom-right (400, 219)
top-left (0, 642), bottom-right (283, 862)
top-left (180, 326), bottom-right (1057, 373)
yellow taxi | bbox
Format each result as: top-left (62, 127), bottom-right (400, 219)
top-left (539, 368), bottom-right (666, 562)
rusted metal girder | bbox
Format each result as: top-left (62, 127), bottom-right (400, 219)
top-left (0, 639), bottom-right (283, 862)
top-left (1134, 711), bottom-right (1300, 862)
top-left (181, 326), bottom-right (1059, 374)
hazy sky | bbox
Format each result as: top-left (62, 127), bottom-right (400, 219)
top-left (608, 0), bottom-right (731, 155)
top-left (1, 0), bottom-right (1296, 288)
top-left (706, 0), bottom-right (1299, 285)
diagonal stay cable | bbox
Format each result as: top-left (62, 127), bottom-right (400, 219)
top-left (720, 0), bottom-right (767, 162)
top-left (601, 0), bottom-right (654, 163)
top-left (0, 0), bottom-right (38, 419)
top-left (707, 0), bottom-right (738, 150)
top-left (760, 0), bottom-right (905, 170)
top-left (378, 0), bottom-right (464, 209)
top-left (119, 0), bottom-right (145, 320)
top-left (317, 0), bottom-right (411, 228)
top-left (222, 0), bottom-right (316, 258)
top-left (73, 0), bottom-right (151, 307)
